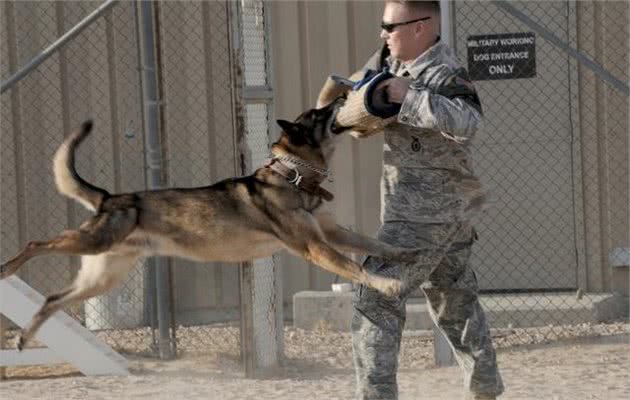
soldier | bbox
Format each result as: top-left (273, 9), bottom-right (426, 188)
top-left (347, 1), bottom-right (504, 399)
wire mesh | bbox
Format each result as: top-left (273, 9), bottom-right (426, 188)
top-left (242, 1), bottom-right (268, 87)
top-left (453, 1), bottom-right (628, 344)
top-left (0, 0), bottom-right (627, 368)
top-left (154, 0), bottom-right (241, 357)
top-left (0, 1), bottom-right (153, 353)
top-left (244, 102), bottom-right (284, 367)
top-left (240, 0), bottom-right (284, 370)
top-left (0, 1), bottom-right (244, 358)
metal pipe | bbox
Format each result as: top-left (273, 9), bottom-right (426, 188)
top-left (492, 0), bottom-right (629, 96)
top-left (439, 0), bottom-right (453, 48)
top-left (0, 0), bottom-right (119, 94)
top-left (229, 0), bottom-right (257, 378)
top-left (138, 0), bottom-right (174, 360)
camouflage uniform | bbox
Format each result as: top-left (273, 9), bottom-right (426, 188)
top-left (352, 41), bottom-right (504, 399)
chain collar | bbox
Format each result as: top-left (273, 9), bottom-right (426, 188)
top-left (270, 153), bottom-right (332, 182)
top-left (265, 157), bottom-right (334, 201)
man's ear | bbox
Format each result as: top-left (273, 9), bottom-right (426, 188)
top-left (277, 119), bottom-right (306, 145)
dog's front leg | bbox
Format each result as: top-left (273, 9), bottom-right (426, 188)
top-left (316, 213), bottom-right (421, 262)
top-left (274, 211), bottom-right (401, 297)
top-left (304, 240), bottom-right (402, 297)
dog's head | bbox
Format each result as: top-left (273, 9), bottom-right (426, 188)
top-left (273, 98), bottom-right (348, 165)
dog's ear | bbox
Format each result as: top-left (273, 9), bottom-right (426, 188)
top-left (277, 119), bottom-right (299, 135)
top-left (277, 119), bottom-right (307, 146)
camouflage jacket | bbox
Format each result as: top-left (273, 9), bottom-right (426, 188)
top-left (363, 41), bottom-right (488, 223)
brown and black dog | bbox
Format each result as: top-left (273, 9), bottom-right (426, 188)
top-left (0, 99), bottom-right (420, 350)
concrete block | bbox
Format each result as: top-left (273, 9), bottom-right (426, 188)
top-left (293, 291), bottom-right (434, 331)
top-left (293, 291), bottom-right (355, 331)
top-left (594, 294), bottom-right (629, 321)
top-left (406, 303), bottom-right (434, 330)
top-left (293, 290), bottom-right (628, 332)
top-left (610, 247), bottom-right (629, 296)
top-left (611, 268), bottom-right (629, 297)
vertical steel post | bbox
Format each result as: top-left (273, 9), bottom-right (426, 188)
top-left (432, 0), bottom-right (457, 368)
top-left (137, 0), bottom-right (174, 360)
top-left (228, 0), bottom-right (256, 377)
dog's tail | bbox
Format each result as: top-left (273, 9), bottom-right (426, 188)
top-left (53, 120), bottom-right (109, 212)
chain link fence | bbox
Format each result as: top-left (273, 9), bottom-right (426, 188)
top-left (452, 0), bottom-right (628, 344)
top-left (0, 0), bottom-right (628, 376)
top-left (1, 1), bottom-right (152, 354)
top-left (0, 0), bottom-right (252, 362)
top-left (152, 0), bottom-right (242, 359)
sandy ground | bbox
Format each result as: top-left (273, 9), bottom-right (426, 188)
top-left (1, 328), bottom-right (628, 400)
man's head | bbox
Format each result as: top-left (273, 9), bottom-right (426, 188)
top-left (380, 1), bottom-right (440, 62)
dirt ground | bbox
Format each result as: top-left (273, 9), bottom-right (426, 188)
top-left (1, 326), bottom-right (628, 400)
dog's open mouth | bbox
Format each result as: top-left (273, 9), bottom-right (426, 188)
top-left (327, 99), bottom-right (350, 134)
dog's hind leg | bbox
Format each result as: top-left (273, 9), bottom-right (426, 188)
top-left (15, 252), bottom-right (140, 350)
top-left (0, 208), bottom-right (137, 279)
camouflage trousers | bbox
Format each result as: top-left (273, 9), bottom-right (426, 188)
top-left (352, 221), bottom-right (504, 400)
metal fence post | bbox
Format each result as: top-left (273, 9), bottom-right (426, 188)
top-left (228, 0), bottom-right (257, 377)
top-left (137, 0), bottom-right (174, 360)
top-left (431, 0), bottom-right (458, 368)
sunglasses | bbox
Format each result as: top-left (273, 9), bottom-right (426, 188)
top-left (380, 16), bottom-right (431, 33)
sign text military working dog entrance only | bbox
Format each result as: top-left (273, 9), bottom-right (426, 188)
top-left (467, 32), bottom-right (536, 80)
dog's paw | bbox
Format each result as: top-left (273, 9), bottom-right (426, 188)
top-left (369, 275), bottom-right (402, 297)
top-left (0, 259), bottom-right (20, 280)
top-left (15, 335), bottom-right (25, 352)
top-left (0, 262), bottom-right (11, 280)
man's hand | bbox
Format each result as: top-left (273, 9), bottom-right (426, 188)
top-left (382, 77), bottom-right (411, 104)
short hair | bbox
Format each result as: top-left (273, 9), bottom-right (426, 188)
top-left (386, 1), bottom-right (441, 15)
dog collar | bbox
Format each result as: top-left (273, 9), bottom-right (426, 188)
top-left (271, 153), bottom-right (332, 182)
top-left (265, 158), bottom-right (334, 202)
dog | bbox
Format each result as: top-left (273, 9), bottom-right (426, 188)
top-left (0, 99), bottom-right (420, 350)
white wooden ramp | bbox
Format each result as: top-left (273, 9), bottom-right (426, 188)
top-left (0, 276), bottom-right (129, 375)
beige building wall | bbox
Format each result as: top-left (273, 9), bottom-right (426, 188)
top-left (575, 1), bottom-right (629, 291)
top-left (270, 0), bottom-right (629, 305)
top-left (0, 1), bottom-right (240, 323)
top-left (453, 1), bottom-right (581, 291)
top-left (270, 1), bottom-right (386, 300)
top-left (1, 1), bottom-right (627, 320)
top-left (1, 2), bottom-right (146, 297)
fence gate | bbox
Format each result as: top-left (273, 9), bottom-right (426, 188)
top-left (1, 0), bottom-right (281, 376)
